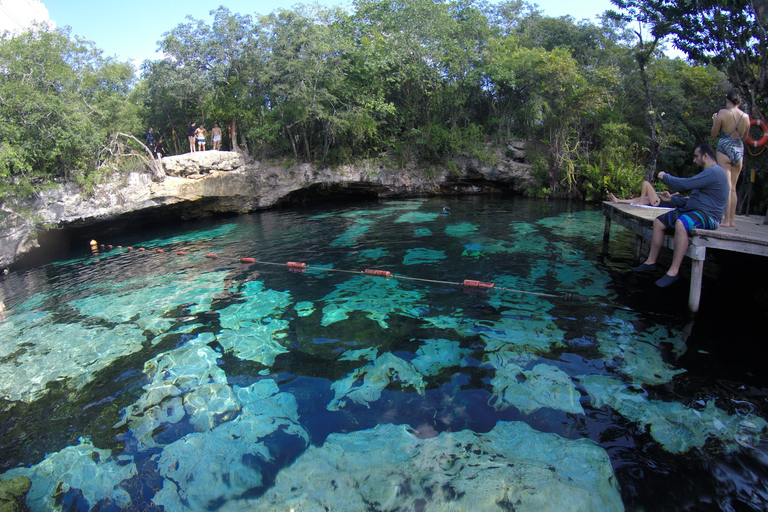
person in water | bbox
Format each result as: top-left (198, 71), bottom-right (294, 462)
top-left (711, 91), bottom-right (749, 227)
top-left (609, 181), bottom-right (682, 208)
top-left (631, 143), bottom-right (728, 288)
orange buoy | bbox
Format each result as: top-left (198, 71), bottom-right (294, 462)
top-left (287, 261), bottom-right (306, 268)
top-left (89, 240), bottom-right (97, 247)
top-left (107, 245), bottom-right (113, 249)
top-left (205, 254), bottom-right (218, 259)
top-left (177, 251), bottom-right (186, 255)
top-left (126, 247), bottom-right (132, 250)
top-left (156, 249), bottom-right (164, 253)
top-left (463, 279), bottom-right (495, 289)
top-left (745, 118), bottom-right (768, 148)
top-left (240, 257), bottom-right (256, 263)
top-left (364, 269), bottom-right (391, 277)
top-left (138, 248), bottom-right (145, 251)
top-left (117, 246), bottom-right (122, 249)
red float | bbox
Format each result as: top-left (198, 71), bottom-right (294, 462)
top-left (364, 269), bottom-right (391, 277)
top-left (463, 279), bottom-right (495, 289)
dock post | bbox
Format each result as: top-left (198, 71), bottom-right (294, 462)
top-left (689, 259), bottom-right (704, 312)
top-left (634, 235), bottom-right (643, 262)
top-left (687, 246), bottom-right (707, 313)
top-left (602, 217), bottom-right (611, 253)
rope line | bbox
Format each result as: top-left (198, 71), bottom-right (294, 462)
top-left (93, 244), bottom-right (595, 304)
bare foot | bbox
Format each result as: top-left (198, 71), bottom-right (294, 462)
top-left (721, 223), bottom-right (733, 228)
top-left (609, 193), bottom-right (619, 204)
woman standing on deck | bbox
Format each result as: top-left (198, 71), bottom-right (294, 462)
top-left (711, 91), bottom-right (749, 227)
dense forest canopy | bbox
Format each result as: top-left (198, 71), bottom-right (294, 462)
top-left (1, 0), bottom-right (767, 213)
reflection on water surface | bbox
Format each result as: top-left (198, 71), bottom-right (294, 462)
top-left (0, 197), bottom-right (767, 511)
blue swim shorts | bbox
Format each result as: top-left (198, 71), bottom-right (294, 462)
top-left (658, 209), bottom-right (719, 233)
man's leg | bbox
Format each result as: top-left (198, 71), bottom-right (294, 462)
top-left (632, 217), bottom-right (665, 271)
top-left (666, 219), bottom-right (689, 277)
top-left (655, 218), bottom-right (690, 287)
top-left (646, 218), bottom-right (666, 264)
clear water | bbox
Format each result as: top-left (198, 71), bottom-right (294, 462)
top-left (1, 197), bottom-right (767, 511)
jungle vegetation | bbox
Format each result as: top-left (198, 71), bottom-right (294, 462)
top-left (1, 0), bottom-right (767, 214)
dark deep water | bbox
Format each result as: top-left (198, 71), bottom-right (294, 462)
top-left (1, 196), bottom-right (767, 511)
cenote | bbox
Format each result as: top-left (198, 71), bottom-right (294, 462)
top-left (1, 196), bottom-right (767, 511)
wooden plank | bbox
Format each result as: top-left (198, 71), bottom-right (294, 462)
top-left (602, 202), bottom-right (768, 312)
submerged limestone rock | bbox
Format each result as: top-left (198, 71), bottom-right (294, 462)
top-left (114, 333), bottom-right (235, 450)
top-left (581, 374), bottom-right (768, 454)
top-left (152, 380), bottom-right (308, 512)
top-left (328, 352), bottom-right (426, 411)
top-left (0, 438), bottom-right (136, 512)
top-left (490, 362), bottom-right (585, 415)
top-left (0, 476), bottom-right (31, 512)
top-left (221, 421), bottom-right (624, 512)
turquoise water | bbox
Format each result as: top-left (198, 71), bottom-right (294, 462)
top-left (0, 197), bottom-right (766, 511)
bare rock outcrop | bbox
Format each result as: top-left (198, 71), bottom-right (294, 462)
top-left (0, 145), bottom-right (532, 268)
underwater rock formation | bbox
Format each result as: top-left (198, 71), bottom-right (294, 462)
top-left (0, 438), bottom-right (136, 512)
top-left (220, 421), bottom-right (624, 512)
top-left (151, 379), bottom-right (308, 511)
top-left (0, 476), bottom-right (31, 512)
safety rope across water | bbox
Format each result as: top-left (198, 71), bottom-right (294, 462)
top-left (90, 242), bottom-right (595, 304)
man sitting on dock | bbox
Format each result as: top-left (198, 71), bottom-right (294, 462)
top-left (632, 143), bottom-right (729, 287)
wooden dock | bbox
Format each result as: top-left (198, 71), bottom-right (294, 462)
top-left (602, 202), bottom-right (768, 312)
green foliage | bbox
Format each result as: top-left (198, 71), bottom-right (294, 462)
top-left (580, 122), bottom-right (646, 201)
top-left (3, 0), bottom-right (765, 211)
top-left (0, 27), bottom-right (137, 203)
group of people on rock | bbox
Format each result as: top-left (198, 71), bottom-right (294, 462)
top-left (610, 91), bottom-right (751, 288)
top-left (144, 121), bottom-right (226, 158)
top-left (187, 122), bottom-right (223, 152)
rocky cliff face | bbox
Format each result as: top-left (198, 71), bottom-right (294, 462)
top-left (0, 143), bottom-right (532, 268)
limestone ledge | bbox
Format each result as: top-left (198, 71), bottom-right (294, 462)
top-left (0, 144), bottom-right (531, 268)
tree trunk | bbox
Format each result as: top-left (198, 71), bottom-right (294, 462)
top-left (230, 117), bottom-right (239, 151)
top-left (632, 27), bottom-right (661, 183)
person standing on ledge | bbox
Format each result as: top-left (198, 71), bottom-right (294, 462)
top-left (631, 143), bottom-right (729, 288)
top-left (145, 127), bottom-right (155, 156)
top-left (711, 91), bottom-right (749, 228)
top-left (212, 122), bottom-right (222, 150)
top-left (188, 121), bottom-right (197, 153)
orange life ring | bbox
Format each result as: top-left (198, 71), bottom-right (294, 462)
top-left (745, 118), bottom-right (768, 147)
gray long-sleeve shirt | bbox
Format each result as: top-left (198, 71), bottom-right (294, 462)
top-left (661, 164), bottom-right (729, 223)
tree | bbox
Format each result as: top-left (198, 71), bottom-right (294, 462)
top-left (610, 0), bottom-right (768, 216)
top-left (0, 27), bottom-right (136, 201)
